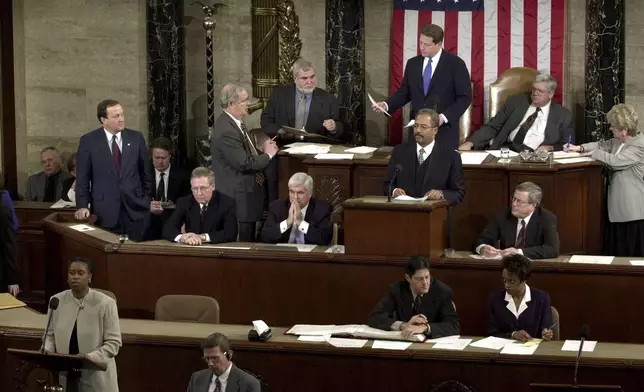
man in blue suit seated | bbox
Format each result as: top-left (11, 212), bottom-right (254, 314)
top-left (368, 255), bottom-right (460, 339)
top-left (383, 109), bottom-right (465, 205)
top-left (74, 99), bottom-right (151, 241)
top-left (488, 254), bottom-right (554, 342)
top-left (260, 172), bottom-right (332, 245)
top-left (163, 167), bottom-right (238, 246)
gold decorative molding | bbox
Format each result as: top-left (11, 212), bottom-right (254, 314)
top-left (277, 0), bottom-right (302, 85)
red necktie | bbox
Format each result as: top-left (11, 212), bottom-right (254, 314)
top-left (516, 220), bottom-right (526, 248)
top-left (112, 135), bottom-right (122, 172)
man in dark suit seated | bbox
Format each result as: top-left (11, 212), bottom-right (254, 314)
top-left (383, 109), bottom-right (465, 205)
top-left (459, 71), bottom-right (574, 152)
top-left (368, 255), bottom-right (459, 339)
top-left (25, 147), bottom-right (73, 202)
top-left (473, 182), bottom-right (560, 259)
top-left (259, 172), bottom-right (332, 245)
top-left (162, 167), bottom-right (237, 246)
top-left (187, 332), bottom-right (260, 392)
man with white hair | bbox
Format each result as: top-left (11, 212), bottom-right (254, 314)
top-left (459, 71), bottom-right (573, 152)
top-left (211, 83), bottom-right (278, 242)
top-left (260, 172), bottom-right (333, 245)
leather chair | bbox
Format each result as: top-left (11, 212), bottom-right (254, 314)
top-left (489, 67), bottom-right (537, 118)
top-left (94, 288), bottom-right (116, 302)
top-left (458, 82), bottom-right (474, 144)
top-left (154, 295), bottom-right (220, 324)
top-left (551, 305), bottom-right (560, 340)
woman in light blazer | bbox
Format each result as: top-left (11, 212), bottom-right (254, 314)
top-left (567, 103), bottom-right (644, 256)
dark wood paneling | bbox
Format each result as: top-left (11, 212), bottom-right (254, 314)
top-left (0, 0), bottom-right (17, 191)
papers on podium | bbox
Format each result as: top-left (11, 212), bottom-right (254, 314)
top-left (568, 255), bottom-right (614, 265)
top-left (500, 341), bottom-right (539, 355)
top-left (459, 152), bottom-right (489, 165)
top-left (561, 340), bottom-right (597, 352)
top-left (368, 93), bottom-right (391, 117)
top-left (286, 324), bottom-right (425, 342)
top-left (284, 144), bottom-right (331, 155)
top-left (344, 146), bottom-right (377, 154)
top-left (469, 336), bottom-right (515, 350)
top-left (50, 199), bottom-right (75, 209)
top-left (394, 195), bottom-right (428, 202)
top-left (0, 293), bottom-right (27, 310)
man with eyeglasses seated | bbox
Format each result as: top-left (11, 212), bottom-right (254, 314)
top-left (162, 167), bottom-right (238, 246)
top-left (187, 332), bottom-right (260, 392)
top-left (458, 71), bottom-right (573, 152)
top-left (473, 182), bottom-right (560, 260)
top-left (383, 108), bottom-right (465, 204)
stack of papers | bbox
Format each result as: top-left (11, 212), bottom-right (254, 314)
top-left (561, 340), bottom-right (597, 352)
top-left (630, 260), bottom-right (644, 266)
top-left (298, 335), bottom-right (328, 342)
top-left (394, 195), bottom-right (428, 202)
top-left (70, 224), bottom-right (95, 232)
top-left (432, 338), bottom-right (472, 350)
top-left (285, 145), bottom-right (331, 154)
top-left (500, 342), bottom-right (539, 355)
top-left (568, 255), bottom-right (614, 265)
top-left (327, 338), bottom-right (368, 348)
top-left (554, 157), bottom-right (595, 164)
top-left (344, 146), bottom-right (378, 154)
top-left (552, 151), bottom-right (582, 159)
top-left (486, 150), bottom-right (519, 158)
top-left (469, 254), bottom-right (502, 260)
top-left (275, 244), bottom-right (317, 252)
top-left (0, 293), bottom-right (27, 310)
top-left (50, 199), bottom-right (75, 209)
top-left (469, 336), bottom-right (515, 350)
top-left (286, 324), bottom-right (425, 342)
top-left (314, 153), bottom-right (354, 160)
top-left (372, 340), bottom-right (413, 350)
top-left (459, 152), bottom-right (489, 165)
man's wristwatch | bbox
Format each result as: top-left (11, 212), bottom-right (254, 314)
top-left (201, 234), bottom-right (207, 242)
top-left (439, 190), bottom-right (444, 200)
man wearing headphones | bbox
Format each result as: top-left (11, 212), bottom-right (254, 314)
top-left (187, 332), bottom-right (261, 392)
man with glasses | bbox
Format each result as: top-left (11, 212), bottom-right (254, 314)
top-left (459, 71), bottom-right (573, 152)
top-left (383, 109), bottom-right (465, 205)
top-left (187, 332), bottom-right (260, 392)
top-left (162, 167), bottom-right (237, 245)
top-left (211, 83), bottom-right (278, 242)
top-left (473, 182), bottom-right (560, 259)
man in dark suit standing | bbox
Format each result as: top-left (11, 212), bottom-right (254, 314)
top-left (368, 255), bottom-right (459, 339)
top-left (148, 136), bottom-right (191, 205)
top-left (373, 24), bottom-right (472, 149)
top-left (25, 147), bottom-right (73, 202)
top-left (383, 109), bottom-right (465, 205)
top-left (260, 172), bottom-right (332, 245)
top-left (162, 167), bottom-right (237, 245)
top-left (74, 99), bottom-right (152, 241)
top-left (211, 84), bottom-right (278, 242)
top-left (473, 182), bottom-right (560, 259)
top-left (459, 72), bottom-right (574, 152)
top-left (187, 332), bottom-right (260, 392)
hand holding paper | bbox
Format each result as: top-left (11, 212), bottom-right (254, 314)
top-left (369, 93), bottom-right (391, 117)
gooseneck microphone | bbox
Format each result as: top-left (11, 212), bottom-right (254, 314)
top-left (387, 164), bottom-right (403, 203)
top-left (572, 324), bottom-right (590, 387)
top-left (40, 297), bottom-right (60, 353)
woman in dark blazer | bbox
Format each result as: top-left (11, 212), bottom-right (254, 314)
top-left (487, 254), bottom-right (554, 342)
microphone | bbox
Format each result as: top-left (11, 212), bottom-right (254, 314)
top-left (387, 164), bottom-right (403, 203)
top-left (40, 297), bottom-right (60, 353)
top-left (572, 325), bottom-right (590, 386)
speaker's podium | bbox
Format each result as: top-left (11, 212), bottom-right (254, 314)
top-left (530, 384), bottom-right (622, 391)
top-left (8, 348), bottom-right (106, 391)
top-left (342, 196), bottom-right (448, 257)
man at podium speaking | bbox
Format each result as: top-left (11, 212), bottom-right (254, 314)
top-left (383, 109), bottom-right (465, 205)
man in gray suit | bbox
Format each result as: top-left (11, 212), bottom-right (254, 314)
top-left (211, 83), bottom-right (278, 242)
top-left (459, 71), bottom-right (574, 152)
top-left (187, 332), bottom-right (261, 392)
top-left (25, 147), bottom-right (73, 202)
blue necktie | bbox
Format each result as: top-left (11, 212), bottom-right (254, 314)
top-left (423, 58), bottom-right (432, 95)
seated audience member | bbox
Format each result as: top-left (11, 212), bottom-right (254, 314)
top-left (187, 332), bottom-right (260, 392)
top-left (473, 182), bottom-right (559, 260)
top-left (383, 109), bottom-right (465, 205)
top-left (459, 71), bottom-right (573, 152)
top-left (162, 167), bottom-right (237, 245)
top-left (148, 136), bottom-right (190, 206)
top-left (368, 255), bottom-right (459, 339)
top-left (0, 173), bottom-right (18, 232)
top-left (566, 103), bottom-right (644, 256)
top-left (26, 147), bottom-right (73, 202)
top-left (61, 152), bottom-right (77, 202)
top-left (488, 254), bottom-right (554, 342)
top-left (260, 172), bottom-right (332, 245)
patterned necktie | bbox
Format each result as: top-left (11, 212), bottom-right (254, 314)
top-left (423, 58), bottom-right (433, 95)
top-left (200, 204), bottom-right (208, 226)
top-left (112, 135), bottom-right (121, 172)
top-left (412, 294), bottom-right (422, 315)
top-left (295, 94), bottom-right (307, 129)
top-left (156, 172), bottom-right (165, 201)
top-left (513, 107), bottom-right (541, 146)
top-left (288, 214), bottom-right (305, 244)
top-left (213, 377), bottom-right (222, 392)
top-left (418, 148), bottom-right (425, 164)
top-left (516, 219), bottom-right (526, 249)
top-left (240, 123), bottom-right (265, 187)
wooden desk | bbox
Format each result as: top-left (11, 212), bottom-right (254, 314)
top-left (0, 307), bottom-right (642, 392)
top-left (42, 214), bottom-right (644, 343)
top-left (277, 148), bottom-right (604, 254)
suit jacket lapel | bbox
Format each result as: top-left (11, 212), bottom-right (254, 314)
top-left (400, 284), bottom-right (413, 322)
top-left (303, 198), bottom-right (315, 223)
top-left (505, 214), bottom-right (519, 248)
top-left (305, 89), bottom-right (319, 130)
top-left (226, 366), bottom-right (241, 392)
top-left (167, 167), bottom-right (178, 201)
top-left (286, 85), bottom-right (297, 127)
top-left (426, 54), bottom-right (446, 97)
top-left (189, 199), bottom-right (201, 232)
top-left (422, 144), bottom-right (439, 186)
top-left (525, 209), bottom-right (540, 246)
top-left (201, 192), bottom-right (220, 232)
top-left (119, 130), bottom-right (131, 178)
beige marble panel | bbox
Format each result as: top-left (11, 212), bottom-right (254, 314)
top-left (567, 0), bottom-right (586, 46)
top-left (625, 95), bottom-right (644, 118)
top-left (13, 0), bottom-right (29, 189)
top-left (296, 0), bottom-right (326, 88)
top-left (625, 45), bottom-right (644, 97)
top-left (83, 0), bottom-right (143, 39)
top-left (625, 0), bottom-right (644, 47)
top-left (22, 0), bottom-right (85, 39)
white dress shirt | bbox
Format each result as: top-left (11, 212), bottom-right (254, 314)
top-left (173, 203), bottom-right (211, 243)
top-left (67, 187), bottom-right (76, 203)
top-left (104, 128), bottom-right (122, 151)
top-left (505, 284), bottom-right (532, 319)
top-left (280, 203), bottom-right (310, 235)
top-left (476, 210), bottom-right (534, 255)
top-left (208, 363), bottom-right (232, 392)
top-left (508, 101), bottom-right (552, 150)
top-left (155, 165), bottom-right (171, 200)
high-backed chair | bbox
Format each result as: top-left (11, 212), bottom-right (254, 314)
top-left (458, 82), bottom-right (474, 144)
top-left (489, 67), bottom-right (537, 118)
top-left (551, 305), bottom-right (560, 340)
top-left (94, 288), bottom-right (116, 302)
top-left (155, 295), bottom-right (220, 324)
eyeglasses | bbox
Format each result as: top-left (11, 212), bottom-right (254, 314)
top-left (191, 186), bottom-right (212, 193)
top-left (202, 355), bottom-right (224, 363)
top-left (413, 124), bottom-right (438, 130)
top-left (511, 196), bottom-right (532, 206)
top-left (531, 87), bottom-right (549, 95)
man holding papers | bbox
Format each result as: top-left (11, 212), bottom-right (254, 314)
top-left (368, 256), bottom-right (459, 339)
top-left (383, 109), bottom-right (465, 205)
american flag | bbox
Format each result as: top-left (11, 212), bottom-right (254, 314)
top-left (389, 0), bottom-right (565, 145)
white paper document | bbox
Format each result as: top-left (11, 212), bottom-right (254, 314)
top-left (630, 260), bottom-right (644, 266)
top-left (500, 342), bottom-right (539, 355)
top-left (206, 245), bottom-right (252, 250)
top-left (287, 325), bottom-right (340, 335)
top-left (569, 255), bottom-right (614, 265)
top-left (405, 119), bottom-right (416, 128)
top-left (372, 340), bottom-right (413, 350)
top-left (469, 336), bottom-right (515, 350)
top-left (561, 340), bottom-right (597, 352)
top-left (275, 244), bottom-right (317, 252)
top-left (469, 254), bottom-right (502, 260)
top-left (552, 151), bottom-right (582, 159)
top-left (324, 245), bottom-right (345, 254)
top-left (285, 145), bottom-right (331, 154)
top-left (394, 195), bottom-right (428, 202)
top-left (486, 150), bottom-right (519, 158)
top-left (314, 153), bottom-right (354, 160)
top-left (426, 335), bottom-right (461, 344)
top-left (286, 324), bottom-right (424, 342)
top-left (554, 157), bottom-right (595, 164)
top-left (50, 199), bottom-right (75, 209)
top-left (252, 320), bottom-right (270, 335)
top-left (344, 146), bottom-right (378, 154)
top-left (432, 338), bottom-right (473, 351)
top-left (459, 152), bottom-right (489, 165)
top-left (284, 142), bottom-right (331, 149)
top-left (70, 224), bottom-right (95, 232)
top-left (368, 93), bottom-right (391, 117)
top-left (298, 335), bottom-right (329, 342)
top-left (327, 338), bottom-right (368, 348)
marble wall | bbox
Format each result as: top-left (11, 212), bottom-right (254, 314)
top-left (625, 0), bottom-right (644, 117)
top-left (12, 0), bottom-right (148, 191)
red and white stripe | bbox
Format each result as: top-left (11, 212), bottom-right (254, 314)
top-left (389, 0), bottom-right (566, 145)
